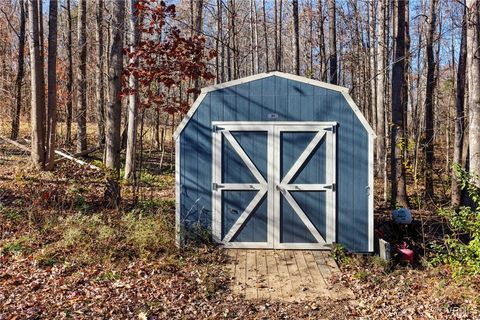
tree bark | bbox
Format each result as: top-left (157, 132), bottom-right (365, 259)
top-left (193, 0), bottom-right (203, 96)
top-left (95, 0), bottom-right (105, 146)
top-left (467, 0), bottom-right (480, 184)
top-left (423, 0), bottom-right (438, 199)
top-left (376, 0), bottom-right (386, 179)
top-left (27, 0), bottom-right (45, 169)
top-left (76, 0), bottom-right (87, 153)
top-left (317, 0), bottom-right (326, 81)
top-left (105, 0), bottom-right (125, 207)
top-left (452, 5), bottom-right (467, 207)
top-left (10, 0), bottom-right (26, 140)
top-left (65, 0), bottom-right (73, 144)
top-left (124, 0), bottom-right (140, 182)
top-left (327, 0), bottom-right (337, 84)
top-left (262, 0), bottom-right (269, 72)
top-left (390, 0), bottom-right (409, 207)
top-left (216, 0), bottom-right (222, 83)
top-left (292, 0), bottom-right (300, 75)
top-left (46, 0), bottom-right (58, 170)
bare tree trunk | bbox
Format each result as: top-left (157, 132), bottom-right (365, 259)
top-left (226, 0), bottom-right (233, 80)
top-left (193, 0), bottom-right (203, 96)
top-left (27, 0), bottom-right (45, 169)
top-left (424, 0), bottom-right (438, 199)
top-left (317, 0), bottom-right (326, 80)
top-left (253, 0), bottom-right (260, 73)
top-left (216, 0), bottom-right (222, 83)
top-left (95, 0), bottom-right (105, 146)
top-left (292, 0), bottom-right (300, 75)
top-left (262, 0), bottom-right (269, 71)
top-left (274, 0), bottom-right (278, 70)
top-left (327, 0), bottom-right (337, 84)
top-left (105, 0), bottom-right (125, 207)
top-left (277, 0), bottom-right (283, 71)
top-left (10, 0), bottom-right (26, 140)
top-left (124, 0), bottom-right (140, 182)
top-left (46, 0), bottom-right (58, 170)
top-left (390, 0), bottom-right (409, 207)
top-left (467, 0), bottom-right (480, 183)
top-left (369, 0), bottom-right (377, 130)
top-left (376, 0), bottom-right (386, 179)
top-left (76, 0), bottom-right (87, 153)
top-left (250, 0), bottom-right (256, 74)
top-left (65, 0), bottom-right (73, 144)
top-left (452, 5), bottom-right (467, 207)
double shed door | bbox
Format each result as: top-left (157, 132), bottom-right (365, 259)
top-left (212, 122), bottom-right (336, 249)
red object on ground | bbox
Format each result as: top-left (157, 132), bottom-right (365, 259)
top-left (397, 242), bottom-right (414, 263)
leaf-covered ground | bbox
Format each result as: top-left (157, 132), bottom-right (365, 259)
top-left (0, 140), bottom-right (479, 319)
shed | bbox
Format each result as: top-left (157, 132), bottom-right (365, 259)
top-left (174, 72), bottom-right (375, 252)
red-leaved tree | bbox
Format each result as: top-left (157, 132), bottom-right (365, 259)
top-left (122, 1), bottom-right (216, 114)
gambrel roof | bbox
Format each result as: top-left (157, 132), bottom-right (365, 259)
top-left (174, 71), bottom-right (376, 140)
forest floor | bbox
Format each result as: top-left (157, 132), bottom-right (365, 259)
top-left (0, 138), bottom-right (479, 319)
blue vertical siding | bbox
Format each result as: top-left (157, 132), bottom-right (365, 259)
top-left (179, 75), bottom-right (371, 252)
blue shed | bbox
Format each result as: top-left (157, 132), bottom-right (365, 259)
top-left (174, 72), bottom-right (375, 252)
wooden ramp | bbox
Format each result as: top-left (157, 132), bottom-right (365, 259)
top-left (225, 249), bottom-right (354, 302)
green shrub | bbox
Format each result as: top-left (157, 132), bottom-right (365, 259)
top-left (437, 164), bottom-right (480, 277)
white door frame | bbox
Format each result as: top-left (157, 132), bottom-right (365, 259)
top-left (212, 121), bottom-right (337, 249)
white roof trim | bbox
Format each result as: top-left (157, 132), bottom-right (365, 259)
top-left (173, 72), bottom-right (376, 139)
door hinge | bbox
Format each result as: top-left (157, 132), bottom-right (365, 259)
top-left (325, 183), bottom-right (336, 192)
top-left (212, 182), bottom-right (219, 191)
top-left (212, 125), bottom-right (224, 133)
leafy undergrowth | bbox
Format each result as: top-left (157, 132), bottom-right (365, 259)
top-left (331, 254), bottom-right (480, 319)
top-left (0, 142), bottom-right (353, 319)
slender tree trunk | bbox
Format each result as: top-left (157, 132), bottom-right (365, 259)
top-left (46, 0), bottom-right (58, 170)
top-left (327, 0), bottom-right (337, 84)
top-left (278, 0), bottom-right (283, 71)
top-left (76, 0), bottom-right (87, 153)
top-left (105, 0), bottom-right (125, 207)
top-left (369, 0), bottom-right (377, 130)
top-left (424, 0), bottom-right (438, 199)
top-left (390, 0), bottom-right (409, 207)
top-left (65, 0), bottom-right (73, 144)
top-left (376, 0), bottom-right (386, 179)
top-left (274, 0), bottom-right (278, 70)
top-left (28, 0), bottom-right (45, 169)
top-left (226, 0), bottom-right (233, 80)
top-left (124, 0), bottom-right (140, 182)
top-left (452, 5), bottom-right (467, 207)
top-left (292, 0), bottom-right (300, 75)
top-left (253, 0), bottom-right (260, 73)
top-left (193, 0), bottom-right (203, 96)
top-left (249, 0), bottom-right (255, 75)
top-left (467, 0), bottom-right (480, 183)
top-left (95, 0), bottom-right (105, 146)
top-left (216, 0), bottom-right (222, 83)
top-left (317, 0), bottom-right (326, 80)
top-left (10, 0), bottom-right (26, 140)
top-left (262, 0), bottom-right (269, 72)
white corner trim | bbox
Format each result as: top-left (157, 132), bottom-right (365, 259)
top-left (368, 132), bottom-right (375, 252)
top-left (341, 91), bottom-right (377, 138)
top-left (173, 72), bottom-right (376, 140)
top-left (173, 92), bottom-right (208, 140)
top-left (175, 137), bottom-right (181, 247)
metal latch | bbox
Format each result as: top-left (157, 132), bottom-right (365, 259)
top-left (212, 182), bottom-right (220, 191)
top-left (212, 125), bottom-right (224, 133)
top-left (324, 183), bottom-right (336, 191)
